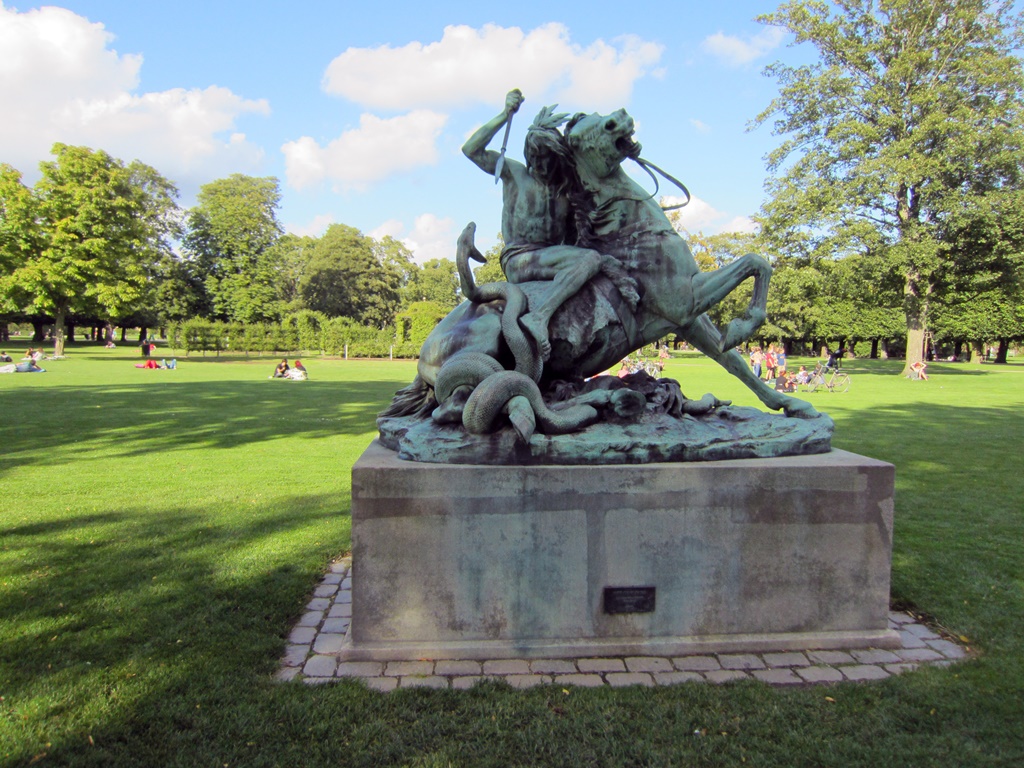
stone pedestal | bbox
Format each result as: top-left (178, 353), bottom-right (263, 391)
top-left (341, 441), bottom-right (898, 661)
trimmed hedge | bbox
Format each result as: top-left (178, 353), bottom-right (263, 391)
top-left (166, 316), bottom-right (419, 358)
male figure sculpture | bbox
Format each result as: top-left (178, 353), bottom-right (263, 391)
top-left (462, 90), bottom-right (637, 361)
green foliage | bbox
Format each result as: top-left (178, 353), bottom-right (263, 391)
top-left (396, 300), bottom-right (450, 347)
top-left (756, 0), bottom-right (1024, 369)
top-left (290, 309), bottom-right (328, 353)
top-left (1, 145), bottom-right (180, 354)
top-left (165, 315), bottom-right (413, 358)
top-left (299, 224), bottom-right (406, 328)
top-left (405, 257), bottom-right (461, 308)
top-left (153, 254), bottom-right (208, 324)
top-left (0, 164), bottom-right (43, 307)
top-left (183, 174), bottom-right (284, 323)
top-left (180, 318), bottom-right (224, 355)
top-left (322, 315), bottom-right (397, 357)
top-left (262, 234), bottom-right (317, 313)
top-left (930, 188), bottom-right (1024, 345)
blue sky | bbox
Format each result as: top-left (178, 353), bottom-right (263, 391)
top-left (1, 1), bottom-right (806, 263)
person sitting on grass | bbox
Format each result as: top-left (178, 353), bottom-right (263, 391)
top-left (0, 351), bottom-right (11, 362)
top-left (272, 359), bottom-right (289, 378)
top-left (774, 367), bottom-right (796, 393)
top-left (292, 360), bottom-right (308, 380)
top-left (794, 365), bottom-right (811, 386)
top-left (910, 360), bottom-right (929, 380)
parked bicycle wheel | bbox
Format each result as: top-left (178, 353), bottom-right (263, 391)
top-left (830, 373), bottom-right (851, 393)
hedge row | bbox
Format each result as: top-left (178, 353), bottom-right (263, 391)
top-left (165, 313), bottom-right (421, 358)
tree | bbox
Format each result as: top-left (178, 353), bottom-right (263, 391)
top-left (0, 165), bottom-right (42, 282)
top-left (404, 258), bottom-right (461, 309)
top-left (299, 224), bottom-right (406, 327)
top-left (1, 145), bottom-right (179, 356)
top-left (183, 174), bottom-right (283, 323)
top-left (262, 234), bottom-right (318, 314)
top-left (930, 188), bottom-right (1024, 358)
top-left (153, 254), bottom-right (209, 325)
top-left (756, 0), bottom-right (1024, 373)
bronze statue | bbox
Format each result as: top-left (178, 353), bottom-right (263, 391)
top-left (379, 92), bottom-right (830, 463)
top-left (462, 90), bottom-right (637, 361)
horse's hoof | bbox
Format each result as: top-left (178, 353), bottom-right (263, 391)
top-left (783, 398), bottom-right (820, 419)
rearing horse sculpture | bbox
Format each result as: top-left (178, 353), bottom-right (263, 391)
top-left (382, 107), bottom-right (818, 435)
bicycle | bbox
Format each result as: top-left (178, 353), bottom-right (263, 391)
top-left (805, 363), bottom-right (850, 393)
top-left (825, 367), bottom-right (851, 392)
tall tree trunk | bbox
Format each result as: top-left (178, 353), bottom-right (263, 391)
top-left (0, 322), bottom-right (8, 342)
top-left (902, 271), bottom-right (929, 376)
top-left (995, 338), bottom-right (1009, 364)
top-left (972, 340), bottom-right (984, 362)
top-left (32, 320), bottom-right (45, 342)
top-left (67, 323), bottom-right (75, 342)
top-left (119, 326), bottom-right (127, 342)
top-left (53, 305), bottom-right (67, 358)
top-left (870, 338), bottom-right (879, 359)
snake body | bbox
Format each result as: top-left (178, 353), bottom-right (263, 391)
top-left (434, 352), bottom-right (504, 404)
top-left (455, 223), bottom-right (542, 382)
top-left (462, 371), bottom-right (599, 437)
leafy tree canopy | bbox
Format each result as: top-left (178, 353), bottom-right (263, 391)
top-left (756, 0), bottom-right (1024, 370)
top-left (1, 144), bottom-right (180, 354)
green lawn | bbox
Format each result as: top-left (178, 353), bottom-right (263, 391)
top-left (1, 344), bottom-right (1022, 767)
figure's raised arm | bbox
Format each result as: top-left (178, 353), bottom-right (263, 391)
top-left (462, 90), bottom-right (523, 175)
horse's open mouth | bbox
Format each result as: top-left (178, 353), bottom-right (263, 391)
top-left (616, 135), bottom-right (642, 159)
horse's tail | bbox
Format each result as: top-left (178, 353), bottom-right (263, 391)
top-left (378, 374), bottom-right (437, 419)
top-left (456, 222), bottom-right (487, 301)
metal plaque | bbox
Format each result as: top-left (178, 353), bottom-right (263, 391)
top-left (603, 586), bottom-right (656, 614)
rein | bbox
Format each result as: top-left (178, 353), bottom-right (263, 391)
top-left (588, 155), bottom-right (691, 216)
top-left (633, 156), bottom-right (691, 211)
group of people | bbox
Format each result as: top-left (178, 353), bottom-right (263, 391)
top-left (0, 348), bottom-right (46, 373)
top-left (748, 343), bottom-right (788, 382)
top-left (604, 345), bottom-right (670, 378)
top-left (749, 343), bottom-right (795, 390)
top-left (747, 344), bottom-right (853, 392)
top-left (271, 358), bottom-right (308, 381)
top-left (134, 358), bottom-right (177, 370)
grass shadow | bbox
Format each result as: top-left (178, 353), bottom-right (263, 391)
top-left (0, 379), bottom-right (399, 476)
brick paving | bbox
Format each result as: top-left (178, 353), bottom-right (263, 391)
top-left (278, 559), bottom-right (972, 689)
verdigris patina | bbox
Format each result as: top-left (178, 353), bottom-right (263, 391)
top-left (378, 91), bottom-right (833, 464)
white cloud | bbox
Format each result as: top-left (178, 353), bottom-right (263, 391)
top-left (701, 27), bottom-right (786, 67)
top-left (369, 214), bottom-right (457, 265)
top-left (722, 215), bottom-right (758, 234)
top-left (0, 4), bottom-right (268, 184)
top-left (322, 23), bottom-right (663, 112)
top-left (282, 111), bottom-right (448, 190)
top-left (286, 213), bottom-right (335, 238)
top-left (663, 195), bottom-right (757, 236)
top-left (689, 118), bottom-right (711, 134)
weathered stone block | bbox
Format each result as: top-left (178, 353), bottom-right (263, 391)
top-left (343, 441), bottom-right (897, 660)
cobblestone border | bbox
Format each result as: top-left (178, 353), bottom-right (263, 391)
top-left (277, 559), bottom-right (970, 689)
